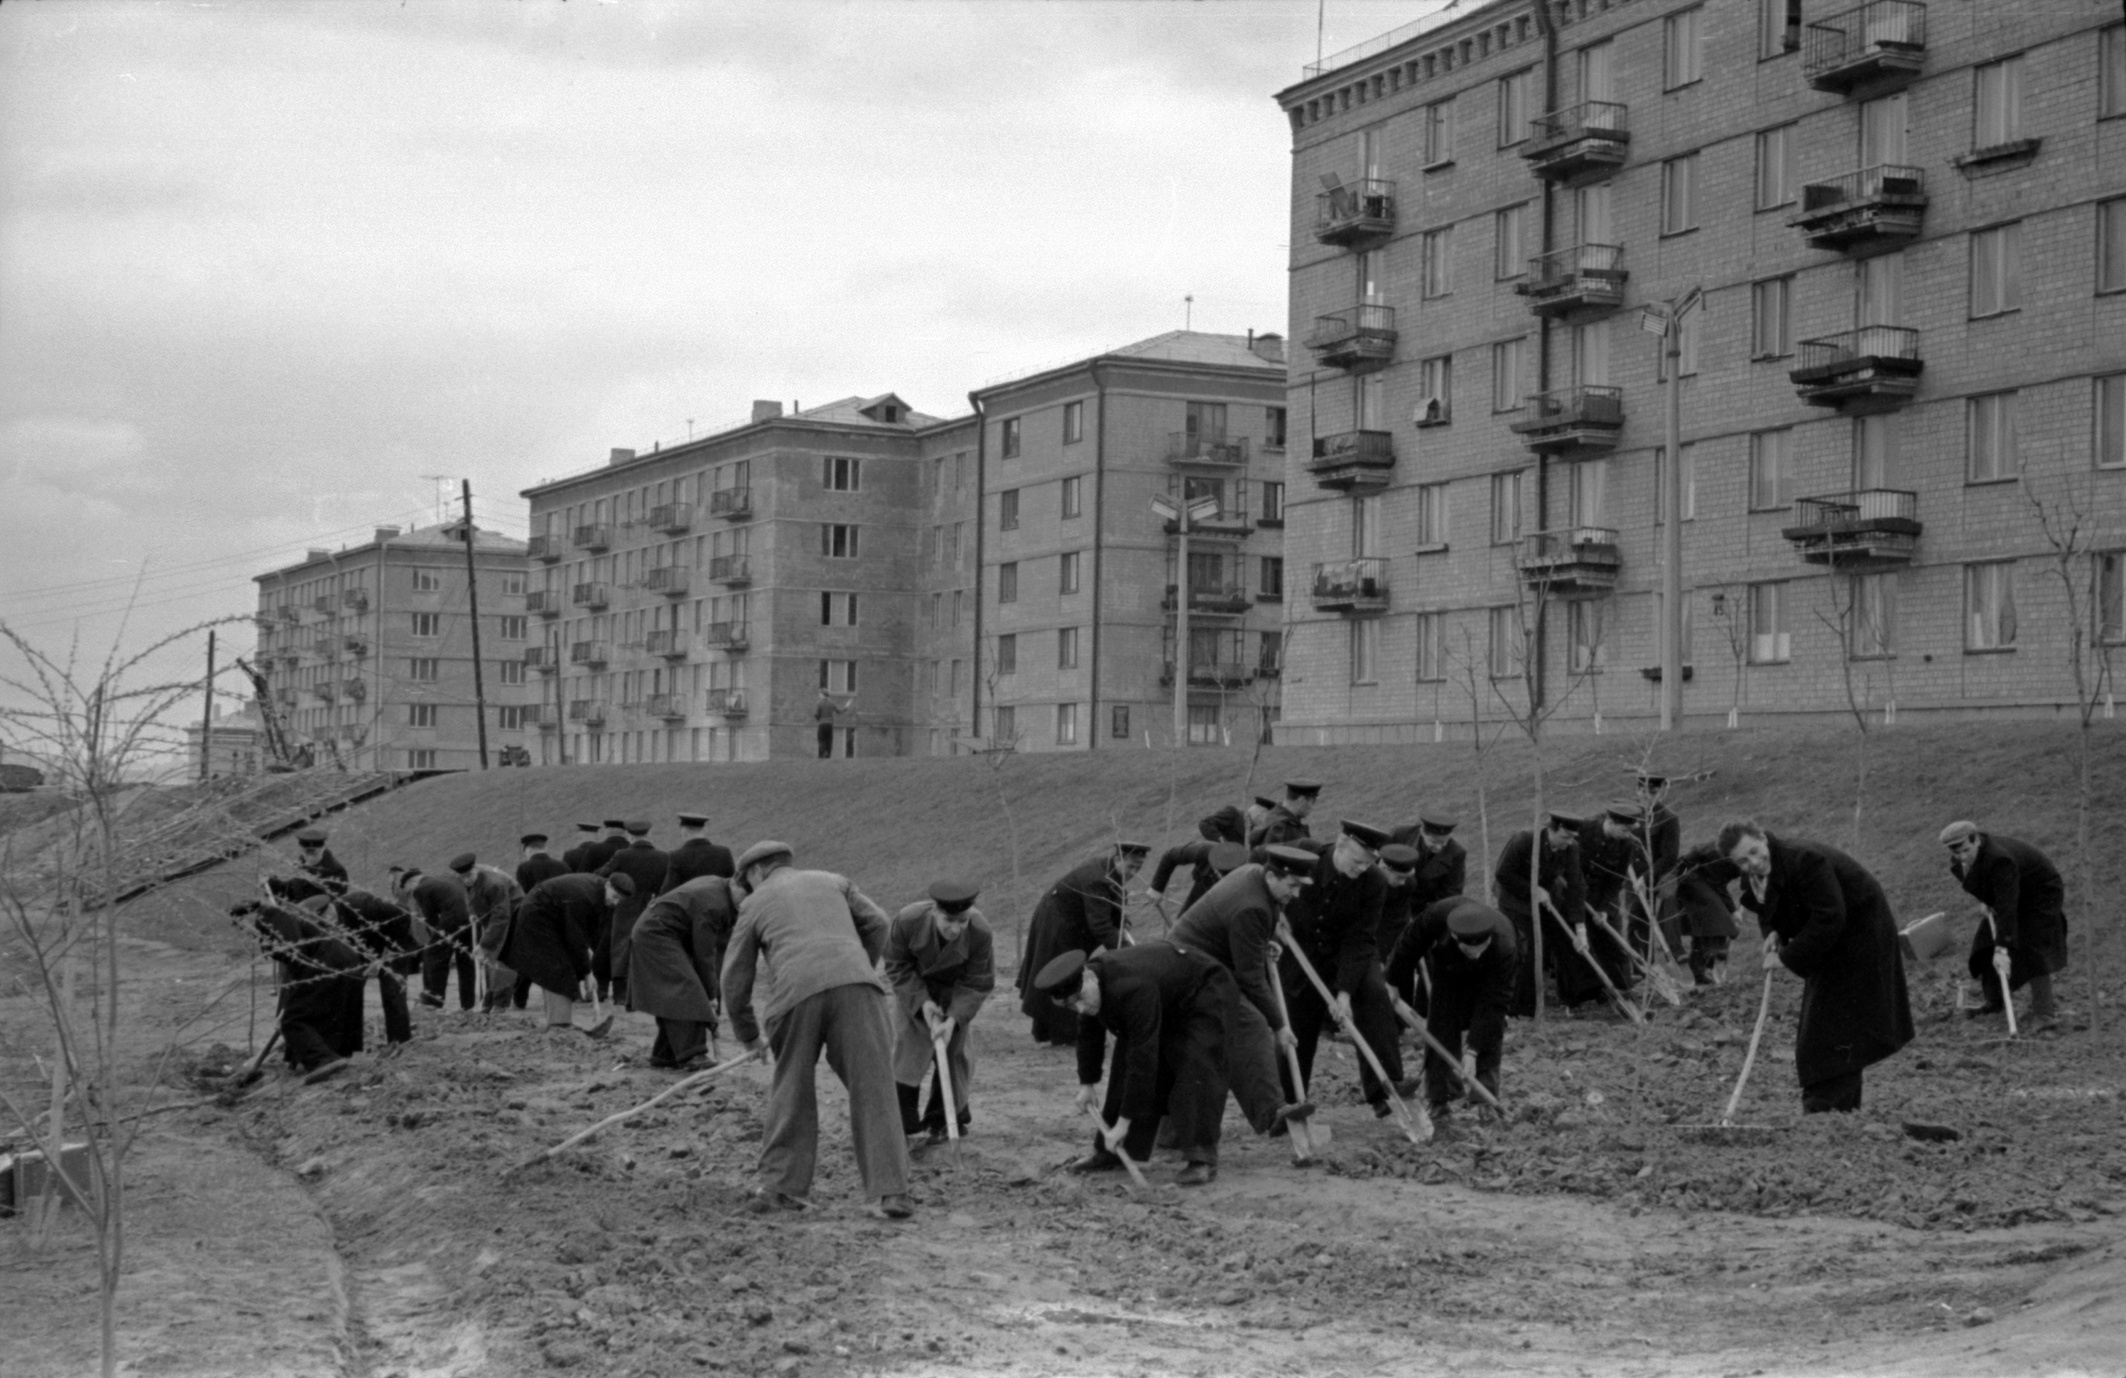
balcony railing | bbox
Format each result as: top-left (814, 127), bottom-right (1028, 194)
top-left (571, 581), bottom-right (610, 610)
top-left (1516, 526), bottom-right (1622, 597)
top-left (340, 590), bottom-right (369, 612)
top-left (274, 687), bottom-right (297, 706)
top-left (1166, 433), bottom-right (1250, 466)
top-left (1311, 558), bottom-right (1388, 614)
top-left (1781, 489), bottom-right (1922, 568)
top-left (343, 635), bottom-right (369, 658)
top-left (1790, 326), bottom-right (1924, 409)
top-left (1313, 177), bottom-right (1397, 247)
top-left (572, 524), bottom-right (612, 552)
top-left (277, 606), bottom-right (301, 623)
top-left (1509, 386), bottom-right (1625, 454)
top-left (645, 566), bottom-right (691, 597)
top-left (646, 693), bottom-right (688, 721)
top-left (703, 621), bottom-right (751, 652)
top-left (530, 704), bottom-right (560, 729)
top-left (527, 533), bottom-right (562, 563)
top-left (1162, 583), bottom-right (1252, 615)
top-left (526, 589), bottom-right (557, 616)
top-left (1789, 164), bottom-right (1926, 250)
top-left (1523, 100), bottom-right (1630, 185)
top-left (1517, 243), bottom-right (1627, 317)
top-left (709, 555), bottom-right (752, 585)
top-left (1804, 0), bottom-right (1925, 95)
top-left (568, 699), bottom-right (607, 725)
top-left (705, 689), bottom-right (749, 718)
top-left (645, 629), bottom-right (688, 660)
top-left (709, 487), bottom-right (752, 520)
top-left (340, 678), bottom-right (367, 701)
top-left (1304, 303), bottom-right (1396, 372)
top-left (569, 641), bottom-right (610, 669)
top-left (311, 682), bottom-right (337, 702)
top-left (312, 596), bottom-right (336, 614)
top-left (648, 502), bottom-right (694, 535)
top-left (524, 645), bottom-right (554, 673)
top-left (1305, 429), bottom-right (1395, 492)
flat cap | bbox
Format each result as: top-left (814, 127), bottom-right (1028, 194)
top-left (1033, 949), bottom-right (1087, 999)
top-left (577, 822), bottom-right (601, 833)
top-left (677, 812), bottom-right (709, 827)
top-left (1283, 779), bottom-right (1323, 797)
top-left (1262, 845), bottom-right (1318, 878)
top-left (1548, 812), bottom-right (1585, 831)
top-left (1340, 819), bottom-right (1391, 851)
top-left (1114, 840), bottom-right (1152, 857)
top-left (735, 839), bottom-right (794, 873)
top-left (603, 818), bottom-right (628, 830)
top-left (626, 819), bottom-right (652, 835)
top-left (448, 852), bottom-right (476, 873)
top-left (1604, 800), bottom-right (1646, 824)
top-left (520, 833), bottom-right (548, 847)
top-left (605, 872), bottom-right (637, 897)
top-left (1378, 843), bottom-right (1421, 872)
top-left (928, 879), bottom-right (980, 910)
top-left (1207, 842), bottom-right (1249, 874)
top-left (1938, 820), bottom-right (1980, 845)
top-left (1418, 812), bottom-right (1459, 832)
top-left (1448, 903), bottom-right (1497, 939)
top-left (296, 829), bottom-right (326, 845)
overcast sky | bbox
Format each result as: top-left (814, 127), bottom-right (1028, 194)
top-left (0, 0), bottom-right (1442, 730)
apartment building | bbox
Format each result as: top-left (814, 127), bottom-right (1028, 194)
top-left (970, 331), bottom-right (1290, 751)
top-left (252, 522), bottom-right (534, 769)
top-left (1275, 0), bottom-right (2126, 742)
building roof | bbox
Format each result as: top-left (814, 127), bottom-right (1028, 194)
top-left (793, 393), bottom-right (952, 430)
top-left (255, 521), bottom-right (526, 582)
top-left (1106, 330), bottom-right (1286, 371)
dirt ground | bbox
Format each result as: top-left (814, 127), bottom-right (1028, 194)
top-left (5, 925), bottom-right (2124, 1378)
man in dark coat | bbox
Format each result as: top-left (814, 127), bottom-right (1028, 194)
top-left (585, 819), bottom-right (631, 872)
top-left (274, 876), bottom-right (419, 1044)
top-left (517, 833), bottom-right (569, 894)
top-left (294, 828), bottom-right (350, 895)
top-left (1388, 812), bottom-right (1468, 915)
top-left (1941, 821), bottom-right (2069, 1024)
top-left (1167, 844), bottom-right (1313, 1135)
top-left (1277, 821), bottom-right (1407, 1116)
top-left (398, 866), bottom-right (475, 1012)
top-left (1720, 820), bottom-right (1914, 1113)
top-left (1249, 780), bottom-right (1321, 849)
top-left (596, 821), bottom-right (669, 1003)
top-left (1632, 771), bottom-right (1684, 950)
top-left (1674, 843), bottom-right (1741, 985)
top-left (1149, 806), bottom-right (1248, 913)
top-left (629, 875), bottom-right (738, 1067)
top-left (883, 880), bottom-right (996, 1143)
top-left (1387, 899), bottom-right (1517, 1119)
top-left (1575, 802), bottom-right (1649, 992)
top-left (562, 822), bottom-right (602, 873)
top-left (503, 872), bottom-right (622, 1031)
top-left (1015, 842), bottom-right (1149, 1045)
top-left (234, 897), bottom-right (366, 1074)
top-left (1035, 941), bottom-right (1234, 1186)
top-left (449, 853), bottom-right (525, 1012)
top-left (1494, 814), bottom-right (1594, 1016)
top-left (661, 811), bottom-right (736, 893)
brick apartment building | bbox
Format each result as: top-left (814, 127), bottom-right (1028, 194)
top-left (1274, 0), bottom-right (2126, 743)
top-left (253, 522), bottom-right (535, 769)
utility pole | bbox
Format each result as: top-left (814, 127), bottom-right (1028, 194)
top-left (1153, 489), bottom-right (1221, 748)
top-left (461, 481), bottom-right (491, 769)
top-left (200, 630), bottom-right (216, 781)
top-left (1643, 287), bottom-right (1701, 733)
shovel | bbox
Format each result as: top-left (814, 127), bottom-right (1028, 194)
top-left (1586, 907), bottom-right (1682, 1010)
top-left (1266, 962), bottom-right (1325, 1162)
top-left (1279, 925), bottom-right (1432, 1145)
top-left (930, 1027), bottom-right (964, 1168)
top-left (582, 982), bottom-right (614, 1040)
top-left (1540, 897), bottom-right (1643, 1025)
top-left (506, 1046), bottom-right (760, 1175)
top-left (1081, 1105), bottom-right (1152, 1191)
top-left (1987, 911), bottom-right (2018, 1038)
top-left (233, 1029), bottom-right (284, 1088)
top-left (1391, 1001), bottom-right (1505, 1115)
top-left (1680, 967), bottom-right (1779, 1145)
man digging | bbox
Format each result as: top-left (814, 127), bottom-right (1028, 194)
top-left (883, 879), bottom-right (996, 1150)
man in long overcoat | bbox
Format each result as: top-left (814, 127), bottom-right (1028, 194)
top-left (517, 833), bottom-right (569, 894)
top-left (1494, 815), bottom-right (1592, 1016)
top-left (562, 822), bottom-right (602, 873)
top-left (1277, 821), bottom-right (1406, 1116)
top-left (1941, 821), bottom-right (2069, 1024)
top-left (1148, 806), bottom-right (1248, 912)
top-left (1015, 842), bottom-right (1149, 1045)
top-left (883, 880), bottom-right (996, 1143)
top-left (661, 811), bottom-right (736, 893)
top-left (449, 852), bottom-right (524, 1011)
top-left (597, 821), bottom-right (669, 1003)
top-left (503, 872), bottom-right (622, 1032)
top-left (629, 874), bottom-right (738, 1067)
top-left (399, 866), bottom-right (475, 1012)
top-left (275, 875), bottom-right (420, 1044)
top-left (1720, 820), bottom-right (1914, 1112)
top-left (236, 897), bottom-right (366, 1073)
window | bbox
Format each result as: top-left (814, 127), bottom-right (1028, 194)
top-left (1059, 550), bottom-right (1081, 594)
top-left (1758, 0), bottom-right (1800, 58)
top-left (1260, 556), bottom-right (1285, 600)
top-left (1000, 489), bottom-right (1020, 530)
top-left (1416, 483), bottom-right (1449, 548)
top-left (1749, 430), bottom-right (1794, 510)
top-left (1494, 204), bottom-right (1526, 280)
top-left (1421, 227), bottom-right (1453, 298)
top-left (949, 659), bottom-right (962, 696)
top-left (1490, 338), bottom-right (1524, 412)
top-left (1657, 443), bottom-right (1698, 523)
top-left (1350, 618), bottom-right (1380, 683)
top-left (413, 569), bottom-right (441, 592)
top-left (1966, 563), bottom-right (2018, 650)
top-left (1261, 481), bottom-right (1285, 525)
top-left (1490, 471), bottom-right (1526, 544)
top-left (1568, 601), bottom-right (1606, 673)
top-left (1662, 153), bottom-right (1699, 235)
top-left (820, 591), bottom-right (859, 627)
top-left (1748, 583), bottom-right (1790, 664)
top-left (1061, 475), bottom-right (1083, 518)
top-left (1424, 97), bottom-right (1456, 165)
top-left (1266, 406), bottom-right (1287, 450)
top-left (501, 574), bottom-right (526, 596)
top-left (929, 592), bottom-right (942, 628)
top-left (2104, 25), bottom-right (2126, 119)
top-left (1418, 355), bottom-right (1451, 425)
top-left (950, 522), bottom-right (965, 566)
top-left (994, 705), bottom-right (1016, 742)
top-left (998, 562), bottom-right (1018, 604)
top-left (1258, 629), bottom-right (1283, 677)
top-left (1058, 627), bottom-right (1079, 670)
top-left (1111, 704), bottom-right (1131, 740)
top-left (499, 616), bottom-right (527, 641)
top-left (823, 457), bottom-right (861, 491)
top-left (1754, 125), bottom-right (1797, 210)
top-left (2101, 199), bottom-right (2126, 294)
top-left (492, 658), bottom-right (523, 685)
top-left (1497, 69), bottom-right (1531, 146)
top-left (822, 524), bottom-right (860, 558)
top-left (1414, 612), bottom-right (1444, 681)
top-left (952, 590), bottom-right (963, 626)
top-left (1970, 223), bottom-right (2023, 317)
top-left (1054, 702), bottom-right (1078, 746)
top-left (1063, 400), bottom-right (1084, 444)
top-left (2099, 552), bottom-right (2125, 642)
top-left (410, 612), bottom-right (440, 637)
top-left (821, 658), bottom-right (858, 694)
top-left (996, 634), bottom-right (1017, 676)
top-left (408, 749), bottom-right (436, 770)
top-left (2098, 375), bottom-right (2126, 469)
top-left (928, 525), bottom-right (943, 565)
top-left (1967, 393), bottom-right (2019, 482)
top-left (1665, 7), bottom-right (1704, 87)
top-left (1000, 417), bottom-right (1021, 458)
top-left (1752, 277), bottom-right (1792, 358)
top-left (1488, 607), bottom-right (1523, 678)
top-left (1851, 574), bottom-right (1895, 658)
top-left (498, 705), bottom-right (529, 730)
top-left (410, 703), bottom-right (437, 728)
top-left (409, 657), bottom-right (439, 682)
top-left (1973, 55), bottom-right (2024, 148)
top-left (1353, 494), bottom-right (1381, 557)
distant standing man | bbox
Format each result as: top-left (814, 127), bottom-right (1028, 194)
top-left (517, 833), bottom-right (569, 894)
top-left (815, 688), bottom-right (858, 759)
top-left (1389, 813), bottom-right (1468, 915)
top-left (722, 841), bottom-right (912, 1219)
top-left (1015, 842), bottom-right (1151, 1046)
top-left (1940, 821), bottom-right (2069, 1028)
top-left (1720, 819), bottom-right (1914, 1112)
top-left (661, 811), bottom-right (736, 893)
top-left (883, 880), bottom-right (996, 1146)
top-left (562, 822), bottom-right (602, 873)
top-left (295, 828), bottom-right (349, 895)
top-left (398, 865), bottom-right (475, 1012)
top-left (1249, 780), bottom-right (1322, 849)
top-left (598, 821), bottom-right (669, 1004)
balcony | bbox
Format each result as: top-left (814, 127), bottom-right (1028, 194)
top-left (1162, 583), bottom-right (1252, 616)
top-left (340, 678), bottom-right (366, 701)
top-left (1313, 177), bottom-right (1397, 248)
top-left (311, 682), bottom-right (337, 702)
top-left (572, 523), bottom-right (612, 553)
top-left (649, 502), bottom-right (694, 536)
top-left (646, 693), bottom-right (688, 721)
top-left (1516, 527), bottom-right (1622, 598)
top-left (340, 590), bottom-right (369, 613)
top-left (703, 621), bottom-right (751, 652)
top-left (645, 629), bottom-right (688, 660)
top-left (568, 699), bottom-right (608, 726)
top-left (571, 581), bottom-right (610, 610)
top-left (1304, 304), bottom-right (1396, 373)
top-left (1161, 659), bottom-right (1258, 689)
top-left (709, 555), bottom-right (752, 586)
top-left (1162, 478), bottom-right (1253, 539)
top-left (709, 487), bottom-right (753, 520)
top-left (1523, 101), bottom-right (1630, 186)
top-left (1509, 386), bottom-right (1624, 454)
top-left (343, 635), bottom-right (369, 658)
top-left (1781, 489), bottom-right (1922, 569)
top-left (531, 705), bottom-right (560, 730)
top-left (1789, 165), bottom-right (1926, 252)
top-left (274, 687), bottom-right (297, 707)
top-left (277, 606), bottom-right (301, 624)
top-left (311, 596), bottom-right (336, 615)
top-left (275, 648), bottom-right (300, 668)
top-left (705, 689), bottom-right (749, 719)
top-left (1517, 244), bottom-right (1627, 318)
top-left (1166, 433), bottom-right (1250, 466)
top-left (525, 645), bottom-right (556, 674)
top-left (1311, 558), bottom-right (1389, 615)
top-left (526, 589), bottom-right (559, 617)
top-left (1790, 327), bottom-right (1923, 411)
top-left (1160, 628), bottom-right (1260, 688)
top-left (527, 533), bottom-right (562, 563)
top-left (1305, 429), bottom-right (1395, 493)
top-left (644, 566), bottom-right (691, 597)
top-left (569, 641), bottom-right (610, 669)
top-left (1804, 1), bottom-right (1925, 96)
top-left (313, 638), bottom-right (340, 662)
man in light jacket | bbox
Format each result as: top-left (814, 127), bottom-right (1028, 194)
top-left (883, 880), bottom-right (995, 1146)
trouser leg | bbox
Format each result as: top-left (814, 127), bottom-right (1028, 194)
top-left (1471, 1020), bottom-right (1504, 1104)
top-left (511, 973), bottom-right (531, 1010)
top-left (1347, 964), bottom-right (1402, 1102)
top-left (1802, 1068), bottom-right (1863, 1114)
top-left (921, 1024), bottom-right (972, 1131)
top-left (421, 937), bottom-right (451, 1006)
top-left (542, 987), bottom-right (575, 1027)
top-left (1224, 995), bottom-right (1284, 1134)
top-left (654, 1018), bottom-right (706, 1064)
top-left (1168, 977), bottom-right (1231, 1164)
top-left (820, 985), bottom-right (910, 1201)
top-left (1278, 954), bottom-right (1328, 1102)
top-left (761, 997), bottom-right (826, 1198)
top-left (1507, 909), bottom-right (1538, 1018)
top-left (1098, 1040), bottom-right (1163, 1163)
top-left (591, 927), bottom-right (612, 1002)
top-left (378, 970), bottom-right (413, 1043)
top-left (335, 977), bottom-right (366, 1057)
top-left (453, 939), bottom-right (476, 1011)
top-left (1424, 1009), bottom-right (1467, 1111)
top-left (2029, 971), bottom-right (2057, 1018)
top-left (897, 1083), bottom-right (924, 1134)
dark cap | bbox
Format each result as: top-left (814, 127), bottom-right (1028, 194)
top-left (1283, 779), bottom-right (1323, 798)
top-left (677, 812), bottom-right (709, 827)
top-left (520, 833), bottom-right (548, 847)
top-left (1262, 845), bottom-right (1318, 879)
top-left (577, 822), bottom-right (601, 833)
top-left (1632, 769), bottom-right (1671, 789)
top-left (626, 819), bottom-right (652, 836)
top-left (1340, 819), bottom-right (1390, 851)
top-left (1115, 840), bottom-right (1152, 857)
top-left (1418, 812), bottom-right (1459, 833)
top-left (928, 879), bottom-right (980, 911)
top-left (1033, 949), bottom-right (1087, 1000)
top-left (1207, 842), bottom-right (1248, 874)
top-left (736, 840), bottom-right (794, 873)
top-left (604, 872), bottom-right (637, 897)
top-left (1253, 795), bottom-right (1278, 811)
top-left (296, 829), bottom-right (326, 846)
top-left (395, 866), bottom-right (421, 884)
top-left (1448, 903), bottom-right (1496, 939)
top-left (448, 852), bottom-right (476, 874)
top-left (603, 818), bottom-right (627, 830)
top-left (1548, 812), bottom-right (1584, 831)
top-left (1605, 799), bottom-right (1646, 824)
top-left (1378, 843), bottom-right (1420, 872)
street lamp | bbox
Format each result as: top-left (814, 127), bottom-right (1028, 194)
top-left (1639, 286), bottom-right (1703, 733)
top-left (1152, 492), bottom-right (1225, 747)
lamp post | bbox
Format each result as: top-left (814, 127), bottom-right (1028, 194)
top-left (1639, 286), bottom-right (1702, 733)
top-left (1151, 491), bottom-right (1224, 747)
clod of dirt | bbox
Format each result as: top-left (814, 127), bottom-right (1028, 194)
top-left (720, 1273), bottom-right (751, 1292)
top-left (541, 1337), bottom-right (592, 1367)
top-left (295, 1157), bottom-right (326, 1179)
top-left (1903, 1121), bottom-right (1962, 1143)
top-left (743, 1302), bottom-right (774, 1326)
top-left (1964, 1307), bottom-right (1997, 1327)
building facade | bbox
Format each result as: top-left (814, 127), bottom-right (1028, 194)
top-left (252, 523), bottom-right (535, 770)
top-left (1275, 0), bottom-right (2126, 742)
top-left (185, 702), bottom-right (266, 778)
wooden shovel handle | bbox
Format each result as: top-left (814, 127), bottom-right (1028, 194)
top-left (1720, 969), bottom-right (1776, 1126)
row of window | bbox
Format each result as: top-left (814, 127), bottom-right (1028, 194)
top-left (997, 403), bottom-right (1289, 459)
